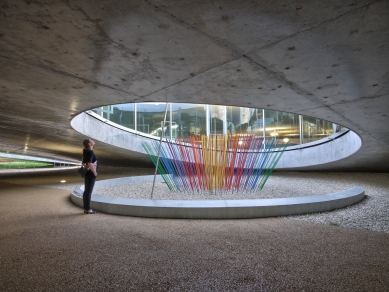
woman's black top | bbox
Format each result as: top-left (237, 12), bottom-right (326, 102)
top-left (83, 148), bottom-right (98, 171)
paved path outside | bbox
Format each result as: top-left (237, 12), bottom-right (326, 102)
top-left (0, 169), bottom-right (388, 291)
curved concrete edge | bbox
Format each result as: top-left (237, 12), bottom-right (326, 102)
top-left (71, 176), bottom-right (365, 219)
top-left (71, 111), bottom-right (362, 169)
top-left (277, 130), bottom-right (361, 168)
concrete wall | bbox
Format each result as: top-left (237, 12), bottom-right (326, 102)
top-left (277, 130), bottom-right (361, 168)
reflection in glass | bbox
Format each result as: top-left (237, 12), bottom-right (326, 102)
top-left (115, 103), bottom-right (135, 130)
top-left (263, 110), bottom-right (300, 146)
top-left (303, 117), bottom-right (335, 143)
top-left (225, 106), bottom-right (255, 135)
top-left (93, 102), bottom-right (339, 147)
top-left (172, 104), bottom-right (206, 138)
top-left (280, 112), bottom-right (300, 145)
top-left (210, 105), bottom-right (225, 135)
top-left (226, 106), bottom-right (238, 134)
top-left (135, 103), bottom-right (170, 137)
top-left (93, 105), bottom-right (114, 120)
top-left (248, 108), bottom-right (264, 136)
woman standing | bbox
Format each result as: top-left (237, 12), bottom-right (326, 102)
top-left (82, 138), bottom-right (98, 214)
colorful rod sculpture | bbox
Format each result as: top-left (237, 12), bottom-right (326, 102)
top-left (143, 134), bottom-right (288, 193)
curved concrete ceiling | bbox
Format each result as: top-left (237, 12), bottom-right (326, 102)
top-left (0, 0), bottom-right (388, 171)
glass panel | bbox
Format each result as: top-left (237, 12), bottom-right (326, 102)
top-left (302, 116), bottom-right (335, 143)
top-left (302, 116), bottom-right (320, 143)
top-left (172, 103), bottom-right (206, 139)
top-left (319, 120), bottom-right (335, 136)
top-left (137, 103), bottom-right (170, 137)
top-left (229, 107), bottom-right (252, 135)
top-left (226, 106), bottom-right (239, 134)
top-left (93, 106), bottom-right (113, 120)
top-left (264, 110), bottom-right (280, 146)
top-left (91, 102), bottom-right (340, 148)
top-left (247, 108), bottom-right (264, 137)
top-left (264, 110), bottom-right (300, 146)
top-left (277, 111), bottom-right (299, 145)
top-left (303, 116), bottom-right (333, 143)
top-left (209, 105), bottom-right (224, 135)
top-left (112, 103), bottom-right (135, 130)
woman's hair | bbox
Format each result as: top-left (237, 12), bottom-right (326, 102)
top-left (83, 139), bottom-right (90, 148)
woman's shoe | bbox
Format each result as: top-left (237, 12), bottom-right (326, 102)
top-left (87, 210), bottom-right (97, 214)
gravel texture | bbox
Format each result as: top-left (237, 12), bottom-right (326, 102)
top-left (1, 168), bottom-right (388, 234)
top-left (92, 171), bottom-right (389, 234)
top-left (1, 174), bottom-right (389, 292)
top-left (95, 173), bottom-right (361, 200)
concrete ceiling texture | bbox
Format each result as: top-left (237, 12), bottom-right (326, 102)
top-left (0, 0), bottom-right (388, 171)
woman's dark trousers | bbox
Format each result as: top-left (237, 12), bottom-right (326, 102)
top-left (83, 171), bottom-right (96, 210)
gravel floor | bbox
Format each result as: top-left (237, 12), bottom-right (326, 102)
top-left (94, 173), bottom-right (362, 200)
top-left (1, 168), bottom-right (388, 291)
top-left (1, 168), bottom-right (388, 234)
top-left (2, 179), bottom-right (388, 291)
top-left (90, 172), bottom-right (389, 234)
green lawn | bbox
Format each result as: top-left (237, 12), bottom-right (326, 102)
top-left (0, 160), bottom-right (53, 169)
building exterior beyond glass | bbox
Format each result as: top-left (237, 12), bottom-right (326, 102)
top-left (93, 103), bottom-right (339, 146)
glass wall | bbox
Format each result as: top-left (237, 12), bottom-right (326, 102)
top-left (261, 110), bottom-right (300, 146)
top-left (302, 116), bottom-right (334, 143)
top-left (118, 104), bottom-right (135, 130)
top-left (93, 103), bottom-right (339, 147)
top-left (94, 104), bottom-right (135, 130)
top-left (93, 105), bottom-right (114, 121)
top-left (136, 103), bottom-right (170, 137)
top-left (171, 103), bottom-right (207, 139)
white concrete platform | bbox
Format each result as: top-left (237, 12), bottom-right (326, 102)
top-left (71, 175), bottom-right (365, 219)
